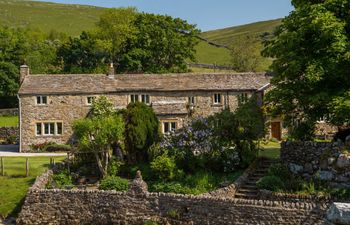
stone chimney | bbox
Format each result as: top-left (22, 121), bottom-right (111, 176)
top-left (108, 63), bottom-right (115, 79)
top-left (20, 65), bottom-right (29, 84)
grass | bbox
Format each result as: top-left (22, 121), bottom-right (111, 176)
top-left (201, 19), bottom-right (282, 47)
top-left (194, 40), bottom-right (232, 66)
top-left (0, 156), bottom-right (65, 218)
top-left (148, 170), bottom-right (243, 195)
top-left (0, 116), bottom-right (18, 127)
top-left (259, 141), bottom-right (281, 159)
top-left (0, 0), bottom-right (104, 36)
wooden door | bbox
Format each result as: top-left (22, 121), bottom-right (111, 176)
top-left (271, 122), bottom-right (281, 140)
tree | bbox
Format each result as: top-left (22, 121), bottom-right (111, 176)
top-left (119, 13), bottom-right (200, 73)
top-left (124, 102), bottom-right (160, 163)
top-left (90, 96), bottom-right (115, 118)
top-left (73, 115), bottom-right (125, 178)
top-left (57, 31), bottom-right (108, 73)
top-left (230, 35), bottom-right (263, 72)
top-left (96, 7), bottom-right (138, 64)
top-left (262, 0), bottom-right (350, 139)
top-left (0, 62), bottom-right (19, 96)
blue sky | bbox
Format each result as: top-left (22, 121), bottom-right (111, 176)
top-left (36, 0), bottom-right (294, 31)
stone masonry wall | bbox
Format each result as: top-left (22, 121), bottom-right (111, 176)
top-left (20, 91), bottom-right (254, 152)
top-left (17, 169), bottom-right (330, 225)
top-left (0, 108), bottom-right (18, 116)
top-left (281, 141), bottom-right (350, 188)
top-left (0, 127), bottom-right (19, 143)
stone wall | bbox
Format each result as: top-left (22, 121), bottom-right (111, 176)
top-left (17, 169), bottom-right (330, 225)
top-left (0, 108), bottom-right (18, 116)
top-left (281, 141), bottom-right (350, 188)
top-left (0, 127), bottom-right (19, 143)
top-left (20, 91), bottom-right (257, 151)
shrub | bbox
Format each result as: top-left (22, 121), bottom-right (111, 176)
top-left (268, 163), bottom-right (290, 180)
top-left (44, 143), bottom-right (72, 152)
top-left (107, 158), bottom-right (124, 176)
top-left (150, 154), bottom-right (183, 181)
top-left (48, 169), bottom-right (73, 189)
top-left (6, 134), bottom-right (17, 144)
top-left (257, 175), bottom-right (284, 191)
top-left (30, 142), bottom-right (55, 152)
top-left (99, 176), bottom-right (129, 191)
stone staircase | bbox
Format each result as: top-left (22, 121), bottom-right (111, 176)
top-left (235, 158), bottom-right (275, 199)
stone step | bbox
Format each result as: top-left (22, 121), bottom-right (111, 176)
top-left (234, 192), bottom-right (258, 198)
top-left (240, 184), bottom-right (258, 189)
top-left (238, 189), bottom-right (258, 194)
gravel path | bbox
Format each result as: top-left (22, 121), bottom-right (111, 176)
top-left (0, 145), bottom-right (67, 157)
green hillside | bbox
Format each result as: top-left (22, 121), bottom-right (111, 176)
top-left (201, 19), bottom-right (282, 47)
top-left (0, 0), bottom-right (104, 36)
top-left (0, 0), bottom-right (281, 67)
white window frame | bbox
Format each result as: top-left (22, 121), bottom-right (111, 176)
top-left (188, 96), bottom-right (195, 105)
top-left (35, 122), bottom-right (63, 136)
top-left (36, 96), bottom-right (48, 105)
top-left (238, 93), bottom-right (249, 104)
top-left (141, 94), bottom-right (150, 105)
top-left (213, 93), bottom-right (222, 105)
top-left (130, 94), bottom-right (151, 105)
top-left (86, 96), bottom-right (96, 105)
top-left (162, 121), bottom-right (177, 134)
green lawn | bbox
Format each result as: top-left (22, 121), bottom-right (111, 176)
top-left (259, 141), bottom-right (281, 159)
top-left (0, 116), bottom-right (18, 127)
top-left (0, 156), bottom-right (65, 218)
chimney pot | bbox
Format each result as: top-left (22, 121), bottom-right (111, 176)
top-left (20, 65), bottom-right (29, 84)
top-left (108, 63), bottom-right (115, 79)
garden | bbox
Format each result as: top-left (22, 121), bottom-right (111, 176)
top-left (48, 95), bottom-right (265, 194)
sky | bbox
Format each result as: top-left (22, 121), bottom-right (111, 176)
top-left (36, 0), bottom-right (294, 31)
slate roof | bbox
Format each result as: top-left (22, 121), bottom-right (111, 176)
top-left (18, 73), bottom-right (271, 95)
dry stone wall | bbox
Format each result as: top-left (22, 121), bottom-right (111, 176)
top-left (0, 127), bottom-right (19, 143)
top-left (17, 169), bottom-right (330, 225)
top-left (281, 141), bottom-right (350, 188)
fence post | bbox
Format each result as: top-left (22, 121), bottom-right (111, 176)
top-left (1, 157), bottom-right (4, 176)
top-left (26, 158), bottom-right (29, 177)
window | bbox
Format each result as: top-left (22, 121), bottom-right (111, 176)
top-left (56, 122), bottom-right (63, 135)
top-left (188, 96), bottom-right (195, 105)
top-left (141, 94), bottom-right (150, 104)
top-left (238, 93), bottom-right (249, 104)
top-left (36, 96), bottom-right (47, 105)
top-left (130, 94), bottom-right (139, 103)
top-left (87, 96), bottom-right (96, 105)
top-left (213, 93), bottom-right (222, 105)
top-left (36, 123), bottom-right (42, 136)
top-left (163, 121), bottom-right (177, 134)
top-left (35, 122), bottom-right (63, 136)
top-left (130, 94), bottom-right (151, 104)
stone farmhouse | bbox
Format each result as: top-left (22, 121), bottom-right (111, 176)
top-left (17, 64), bottom-right (275, 152)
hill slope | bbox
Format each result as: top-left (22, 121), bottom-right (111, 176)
top-left (0, 0), bottom-right (104, 36)
top-left (0, 0), bottom-right (281, 67)
top-left (201, 19), bottom-right (282, 47)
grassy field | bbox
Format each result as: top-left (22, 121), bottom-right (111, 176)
top-left (0, 0), bottom-right (104, 36)
top-left (259, 141), bottom-right (281, 159)
top-left (0, 116), bottom-right (18, 127)
top-left (194, 41), bottom-right (232, 66)
top-left (0, 156), bottom-right (65, 218)
top-left (201, 19), bottom-right (282, 47)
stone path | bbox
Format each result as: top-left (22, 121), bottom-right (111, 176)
top-left (235, 158), bottom-right (275, 199)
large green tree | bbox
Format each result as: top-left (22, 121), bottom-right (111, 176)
top-left (0, 62), bottom-right (19, 96)
top-left (120, 13), bottom-right (200, 73)
top-left (57, 31), bottom-right (108, 73)
top-left (124, 102), bottom-right (160, 163)
top-left (263, 0), bottom-right (350, 139)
